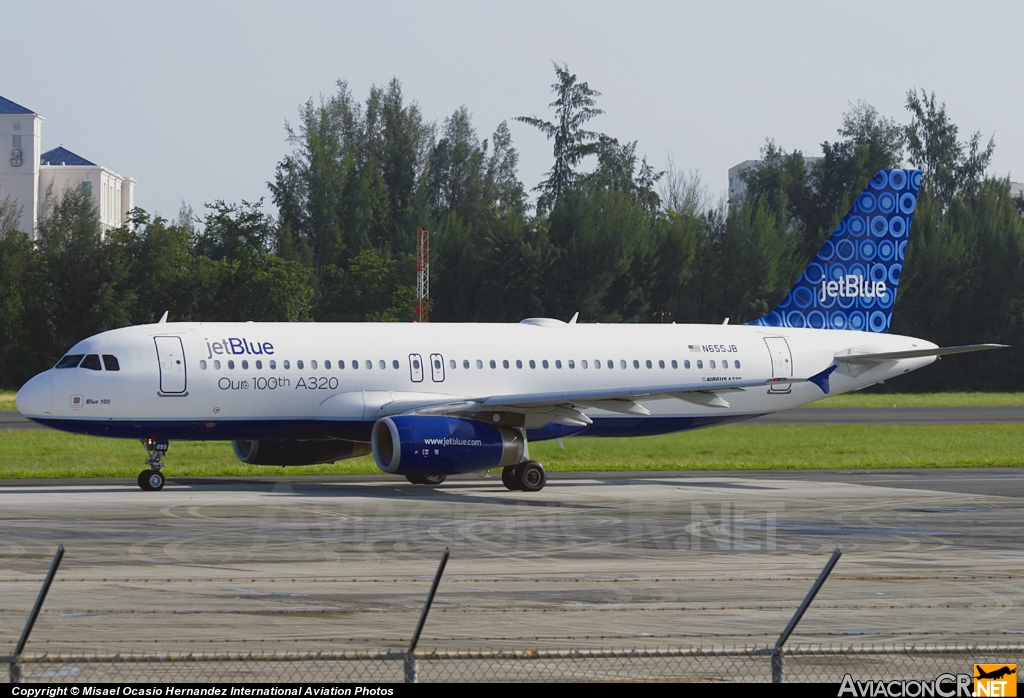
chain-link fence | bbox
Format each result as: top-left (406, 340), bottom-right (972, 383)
top-left (7, 645), bottom-right (1021, 683)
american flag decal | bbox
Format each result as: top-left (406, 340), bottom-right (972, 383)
top-left (688, 345), bottom-right (702, 352)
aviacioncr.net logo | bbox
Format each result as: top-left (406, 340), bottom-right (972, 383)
top-left (839, 673), bottom-right (973, 697)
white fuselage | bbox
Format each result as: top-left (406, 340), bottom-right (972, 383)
top-left (16, 321), bottom-right (936, 443)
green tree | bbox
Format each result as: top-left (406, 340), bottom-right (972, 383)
top-left (516, 63), bottom-right (604, 211)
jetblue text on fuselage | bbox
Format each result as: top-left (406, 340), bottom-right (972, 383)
top-left (206, 338), bottom-right (275, 359)
top-left (819, 275), bottom-right (888, 303)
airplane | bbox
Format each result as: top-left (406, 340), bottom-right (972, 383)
top-left (15, 168), bottom-right (1005, 492)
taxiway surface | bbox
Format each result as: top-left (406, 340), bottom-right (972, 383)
top-left (1, 470), bottom-right (1022, 654)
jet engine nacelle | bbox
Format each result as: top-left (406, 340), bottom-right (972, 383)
top-left (232, 439), bottom-right (371, 466)
top-left (371, 415), bottom-right (525, 475)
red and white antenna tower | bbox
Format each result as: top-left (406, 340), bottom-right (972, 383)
top-left (415, 227), bottom-right (430, 322)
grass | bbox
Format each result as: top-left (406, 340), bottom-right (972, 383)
top-left (0, 391), bottom-right (15, 411)
top-left (2, 424), bottom-right (1023, 480)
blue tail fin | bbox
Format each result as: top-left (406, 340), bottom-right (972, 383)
top-left (749, 168), bottom-right (922, 333)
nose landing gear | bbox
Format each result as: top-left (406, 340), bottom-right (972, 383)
top-left (138, 438), bottom-right (168, 491)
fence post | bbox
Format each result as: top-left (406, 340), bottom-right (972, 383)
top-left (772, 548), bottom-right (841, 683)
top-left (405, 548), bottom-right (449, 683)
top-left (11, 546), bottom-right (64, 683)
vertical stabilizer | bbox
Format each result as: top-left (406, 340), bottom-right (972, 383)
top-left (749, 168), bottom-right (922, 333)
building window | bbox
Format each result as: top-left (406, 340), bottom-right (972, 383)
top-left (80, 181), bottom-right (92, 196)
top-left (12, 135), bottom-right (22, 149)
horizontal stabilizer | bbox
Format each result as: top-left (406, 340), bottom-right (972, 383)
top-left (833, 344), bottom-right (1007, 364)
top-left (809, 365), bottom-right (838, 394)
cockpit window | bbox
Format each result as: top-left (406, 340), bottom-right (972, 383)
top-left (102, 355), bottom-right (120, 371)
top-left (55, 354), bottom-right (85, 369)
top-left (80, 354), bottom-right (102, 371)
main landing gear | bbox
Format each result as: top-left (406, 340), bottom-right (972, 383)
top-left (138, 438), bottom-right (169, 491)
top-left (502, 461), bottom-right (547, 492)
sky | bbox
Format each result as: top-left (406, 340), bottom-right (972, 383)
top-left (4, 1), bottom-right (1022, 220)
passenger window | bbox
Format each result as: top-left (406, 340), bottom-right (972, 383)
top-left (619, 360), bottom-right (626, 369)
top-left (463, 360), bottom-right (470, 369)
top-left (283, 360), bottom-right (290, 369)
top-left (365, 360), bottom-right (371, 370)
top-left (55, 354), bottom-right (85, 369)
top-left (325, 360), bottom-right (331, 369)
top-left (214, 360), bottom-right (221, 369)
top-left (380, 360), bottom-right (386, 370)
top-left (476, 359), bottom-right (483, 369)
top-left (270, 360), bottom-right (276, 369)
top-left (102, 355), bottom-right (120, 371)
top-left (569, 360), bottom-right (575, 369)
top-left (410, 359), bottom-right (417, 370)
top-left (394, 360), bottom-right (401, 369)
top-left (200, 360), bottom-right (207, 370)
top-left (555, 360), bottom-right (562, 369)
top-left (256, 360), bottom-right (263, 369)
top-left (228, 360), bottom-right (235, 370)
top-left (503, 359), bottom-right (509, 369)
top-left (297, 360), bottom-right (304, 370)
top-left (80, 354), bottom-right (102, 371)
top-left (659, 360), bottom-right (665, 369)
top-left (647, 360), bottom-right (653, 369)
top-left (684, 360), bottom-right (690, 369)
top-left (697, 360), bottom-right (703, 369)
top-left (516, 359), bottom-right (523, 369)
top-left (529, 360), bottom-right (536, 369)
top-left (489, 360), bottom-right (496, 369)
top-left (582, 360), bottom-right (588, 369)
top-left (595, 360), bottom-right (601, 369)
top-left (710, 360), bottom-right (716, 369)
top-left (735, 360), bottom-right (741, 369)
top-left (723, 360), bottom-right (728, 369)
top-left (310, 360), bottom-right (317, 370)
top-left (449, 360), bottom-right (456, 369)
top-left (338, 360), bottom-right (345, 369)
top-left (633, 360), bottom-right (640, 369)
top-left (542, 360), bottom-right (549, 369)
top-left (242, 360), bottom-right (249, 370)
top-left (671, 360), bottom-right (677, 369)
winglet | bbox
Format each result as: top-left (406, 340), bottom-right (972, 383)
top-left (158, 311), bottom-right (169, 324)
top-left (809, 365), bottom-right (838, 394)
top-left (569, 312), bottom-right (579, 325)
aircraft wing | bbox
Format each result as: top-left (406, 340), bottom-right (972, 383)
top-left (376, 374), bottom-right (819, 427)
top-left (833, 343), bottom-right (1007, 364)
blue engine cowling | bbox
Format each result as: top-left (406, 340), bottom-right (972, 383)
top-left (371, 416), bottom-right (525, 476)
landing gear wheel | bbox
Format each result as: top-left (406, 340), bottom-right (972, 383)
top-left (138, 469), bottom-right (165, 491)
top-left (515, 461), bottom-right (547, 492)
top-left (406, 474), bottom-right (447, 485)
top-left (501, 466), bottom-right (519, 491)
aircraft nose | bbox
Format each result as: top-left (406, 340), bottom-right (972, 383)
top-left (16, 372), bottom-right (53, 416)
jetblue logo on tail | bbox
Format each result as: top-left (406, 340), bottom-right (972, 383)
top-left (749, 168), bottom-right (921, 333)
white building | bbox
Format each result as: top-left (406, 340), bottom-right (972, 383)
top-left (728, 157), bottom-right (822, 206)
top-left (0, 95), bottom-right (135, 237)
